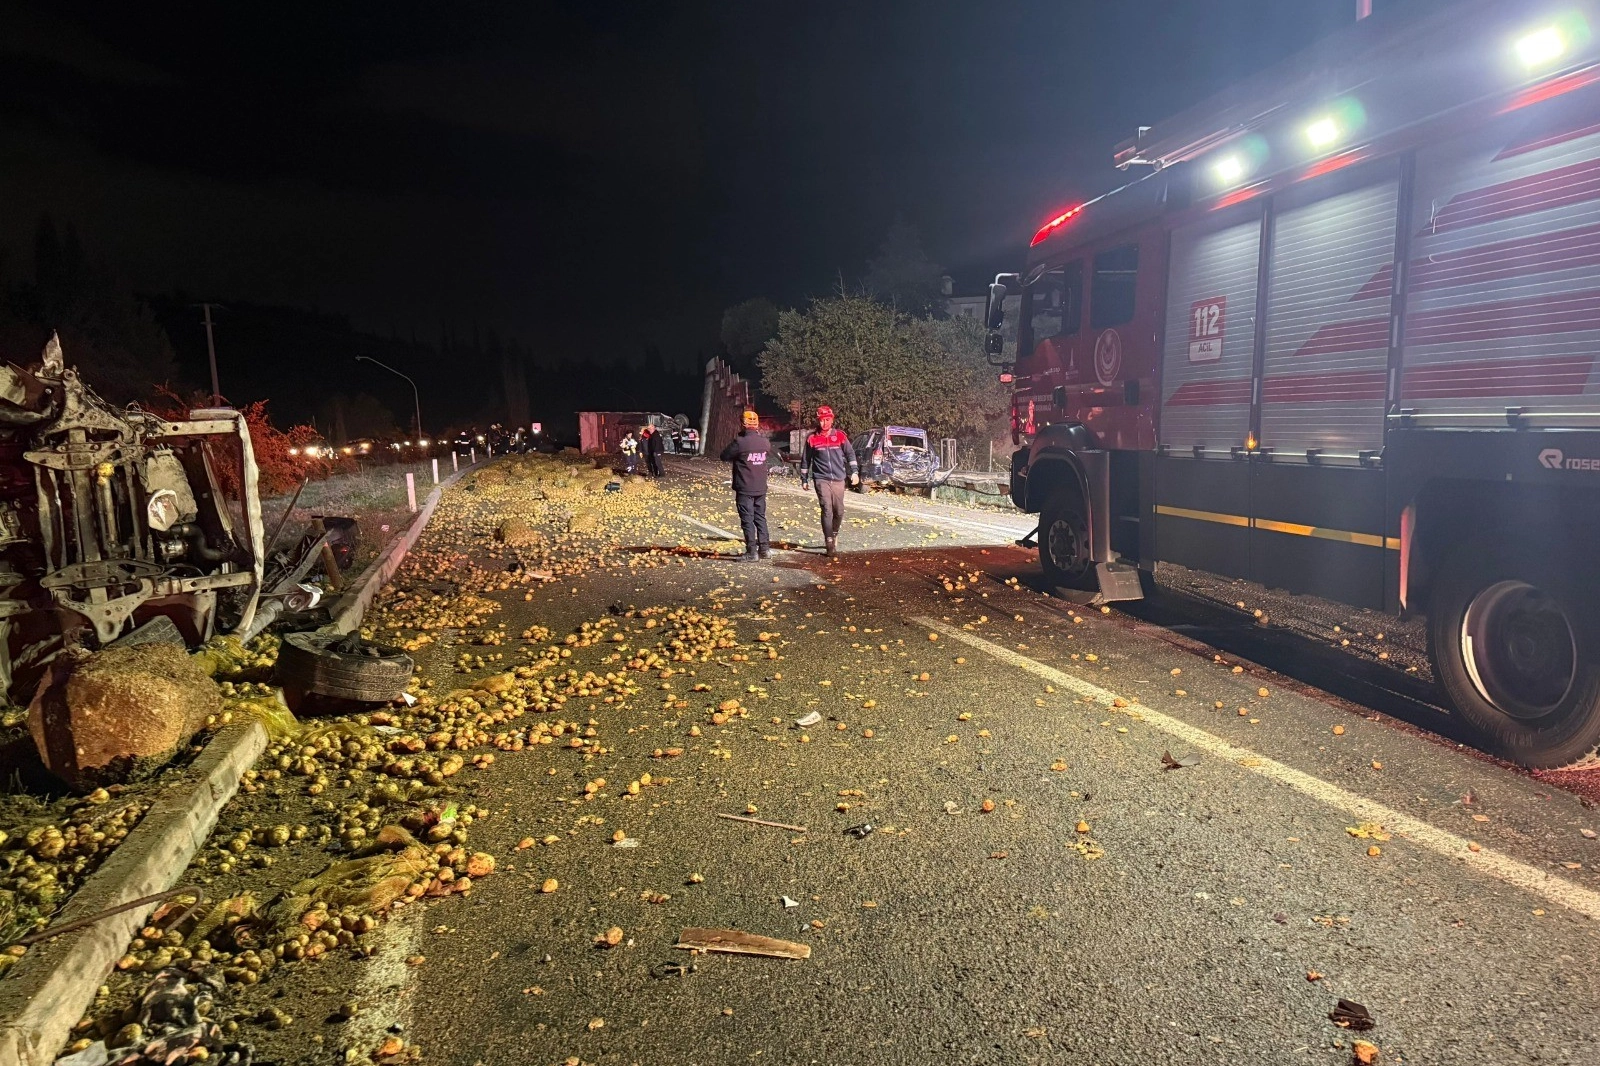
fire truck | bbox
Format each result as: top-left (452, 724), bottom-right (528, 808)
top-left (987, 1), bottom-right (1600, 768)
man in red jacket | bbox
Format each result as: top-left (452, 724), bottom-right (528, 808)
top-left (798, 404), bottom-right (858, 558)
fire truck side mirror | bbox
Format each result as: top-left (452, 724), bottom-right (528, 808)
top-left (985, 281), bottom-right (1009, 331)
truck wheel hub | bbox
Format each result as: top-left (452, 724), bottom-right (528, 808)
top-left (1461, 580), bottom-right (1577, 720)
top-left (1046, 517), bottom-right (1087, 576)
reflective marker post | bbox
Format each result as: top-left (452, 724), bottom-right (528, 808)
top-left (432, 458), bottom-right (439, 484)
top-left (406, 472), bottom-right (417, 513)
top-left (452, 452), bottom-right (459, 472)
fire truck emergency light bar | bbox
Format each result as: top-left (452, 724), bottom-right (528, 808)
top-left (1111, 0), bottom-right (1599, 173)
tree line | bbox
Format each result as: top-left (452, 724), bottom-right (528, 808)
top-left (722, 219), bottom-right (1010, 459)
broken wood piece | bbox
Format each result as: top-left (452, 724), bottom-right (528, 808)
top-left (715, 813), bottom-right (807, 832)
top-left (319, 541), bottom-right (344, 591)
top-left (675, 927), bottom-right (811, 960)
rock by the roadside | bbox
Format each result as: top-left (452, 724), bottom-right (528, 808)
top-left (28, 642), bottom-right (222, 791)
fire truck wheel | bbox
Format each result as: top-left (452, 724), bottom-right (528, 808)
top-left (1039, 491), bottom-right (1095, 592)
top-left (1427, 540), bottom-right (1600, 769)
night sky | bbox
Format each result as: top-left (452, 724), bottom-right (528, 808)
top-left (0, 1), bottom-right (1434, 373)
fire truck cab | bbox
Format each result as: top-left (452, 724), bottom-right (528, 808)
top-left (991, 0), bottom-right (1600, 768)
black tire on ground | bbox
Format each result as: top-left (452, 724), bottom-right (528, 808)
top-left (1427, 537), bottom-right (1600, 769)
top-left (275, 632), bottom-right (415, 703)
top-left (1038, 490), bottom-right (1095, 592)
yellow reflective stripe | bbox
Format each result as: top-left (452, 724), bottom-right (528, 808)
top-left (1153, 504), bottom-right (1250, 528)
top-left (1156, 505), bottom-right (1398, 550)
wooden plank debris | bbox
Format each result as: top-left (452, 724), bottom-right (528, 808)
top-left (675, 927), bottom-right (812, 960)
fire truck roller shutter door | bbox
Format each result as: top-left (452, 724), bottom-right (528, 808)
top-left (1259, 165), bottom-right (1400, 458)
top-left (1154, 209), bottom-right (1261, 582)
top-left (1400, 91), bottom-right (1600, 423)
top-left (1159, 211), bottom-right (1262, 453)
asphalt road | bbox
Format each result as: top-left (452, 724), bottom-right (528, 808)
top-left (256, 461), bottom-right (1600, 1066)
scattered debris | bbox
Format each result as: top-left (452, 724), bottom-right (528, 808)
top-left (675, 927), bottom-right (811, 960)
top-left (780, 896), bottom-right (799, 909)
top-left (56, 966), bottom-right (258, 1065)
top-left (794, 711), bottom-right (823, 728)
top-left (1353, 1039), bottom-right (1380, 1064)
top-left (716, 813), bottom-right (808, 832)
top-left (1329, 998), bottom-right (1376, 1031)
top-left (1160, 750), bottom-right (1200, 771)
top-left (844, 824), bottom-right (875, 839)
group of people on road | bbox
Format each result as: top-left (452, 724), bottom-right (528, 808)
top-left (620, 425), bottom-right (666, 478)
top-left (720, 403), bottom-right (858, 563)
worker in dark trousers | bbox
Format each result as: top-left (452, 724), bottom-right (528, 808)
top-left (719, 409), bottom-right (770, 561)
top-left (643, 425), bottom-right (666, 477)
top-left (798, 404), bottom-right (858, 558)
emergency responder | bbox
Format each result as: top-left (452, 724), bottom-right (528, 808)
top-left (719, 409), bottom-right (770, 561)
top-left (620, 430), bottom-right (639, 475)
top-left (798, 404), bottom-right (858, 558)
top-left (642, 425), bottom-right (666, 477)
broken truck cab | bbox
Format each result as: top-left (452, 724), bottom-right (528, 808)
top-left (0, 335), bottom-right (264, 697)
top-left (987, 1), bottom-right (1600, 769)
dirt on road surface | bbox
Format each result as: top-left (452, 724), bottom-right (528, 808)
top-left (66, 456), bottom-right (1600, 1066)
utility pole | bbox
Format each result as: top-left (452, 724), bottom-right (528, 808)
top-left (196, 303), bottom-right (224, 404)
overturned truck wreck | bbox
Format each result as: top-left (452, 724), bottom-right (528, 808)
top-left (0, 336), bottom-right (264, 700)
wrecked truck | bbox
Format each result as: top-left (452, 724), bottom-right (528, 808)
top-left (0, 335), bottom-right (265, 701)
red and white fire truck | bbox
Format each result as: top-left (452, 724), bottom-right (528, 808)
top-left (988, 1), bottom-right (1600, 768)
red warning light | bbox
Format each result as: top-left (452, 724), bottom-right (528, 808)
top-left (1030, 204), bottom-right (1084, 247)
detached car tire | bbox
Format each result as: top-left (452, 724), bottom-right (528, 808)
top-left (1038, 491), bottom-right (1095, 593)
top-left (1427, 537), bottom-right (1600, 769)
top-left (276, 632), bottom-right (415, 703)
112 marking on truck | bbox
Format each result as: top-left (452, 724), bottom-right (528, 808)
top-left (987, 1), bottom-right (1600, 768)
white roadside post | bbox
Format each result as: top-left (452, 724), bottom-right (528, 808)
top-left (452, 452), bottom-right (459, 472)
top-left (432, 458), bottom-right (439, 484)
top-left (470, 447), bottom-right (476, 465)
top-left (406, 472), bottom-right (417, 513)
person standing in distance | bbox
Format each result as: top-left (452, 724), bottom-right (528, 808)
top-left (620, 430), bottom-right (639, 475)
top-left (719, 409), bottom-right (771, 562)
top-left (644, 424), bottom-right (666, 477)
top-left (798, 404), bottom-right (858, 559)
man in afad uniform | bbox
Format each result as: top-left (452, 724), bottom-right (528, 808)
top-left (798, 404), bottom-right (858, 558)
top-left (719, 409), bottom-right (770, 562)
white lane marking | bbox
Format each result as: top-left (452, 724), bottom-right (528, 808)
top-left (913, 616), bottom-right (1600, 922)
top-left (676, 514), bottom-right (742, 541)
top-left (344, 903), bottom-right (424, 1053)
top-left (769, 482), bottom-right (1032, 541)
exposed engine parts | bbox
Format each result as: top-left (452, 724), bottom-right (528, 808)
top-left (0, 335), bottom-right (265, 698)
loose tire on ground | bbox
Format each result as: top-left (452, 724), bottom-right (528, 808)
top-left (1427, 537), bottom-right (1600, 769)
top-left (275, 632), bottom-right (414, 703)
top-left (1038, 490), bottom-right (1095, 593)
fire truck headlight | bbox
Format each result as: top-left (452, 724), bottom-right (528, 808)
top-left (1304, 117), bottom-right (1340, 149)
top-left (1516, 26), bottom-right (1567, 68)
top-left (1213, 154), bottom-right (1245, 184)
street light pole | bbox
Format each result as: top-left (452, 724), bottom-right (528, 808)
top-left (354, 355), bottom-right (423, 442)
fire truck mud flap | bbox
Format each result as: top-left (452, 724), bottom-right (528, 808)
top-left (1049, 561), bottom-right (1145, 607)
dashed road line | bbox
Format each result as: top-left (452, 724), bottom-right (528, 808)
top-left (912, 615), bottom-right (1600, 922)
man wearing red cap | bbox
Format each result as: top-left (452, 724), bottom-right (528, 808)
top-left (798, 404), bottom-right (858, 558)
top-left (719, 409), bottom-right (771, 562)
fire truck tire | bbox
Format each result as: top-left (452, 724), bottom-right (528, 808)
top-left (276, 632), bottom-right (415, 703)
top-left (1427, 539), bottom-right (1600, 769)
top-left (1038, 490), bottom-right (1095, 592)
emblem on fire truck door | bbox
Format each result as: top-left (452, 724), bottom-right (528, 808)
top-left (1093, 328), bottom-right (1123, 386)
